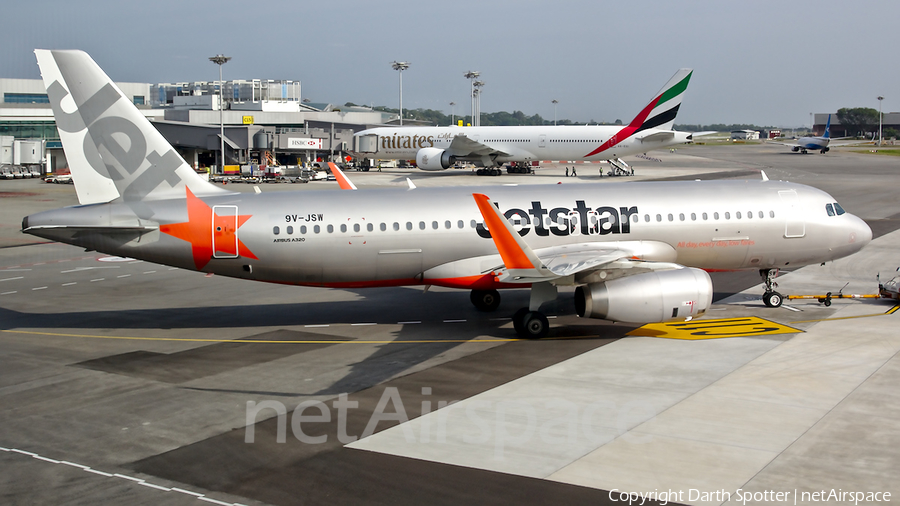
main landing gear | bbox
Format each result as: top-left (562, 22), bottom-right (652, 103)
top-left (760, 268), bottom-right (784, 308)
top-left (470, 283), bottom-right (557, 339)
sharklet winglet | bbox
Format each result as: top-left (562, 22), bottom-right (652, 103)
top-left (472, 194), bottom-right (554, 282)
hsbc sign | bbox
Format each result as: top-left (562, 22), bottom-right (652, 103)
top-left (288, 138), bottom-right (323, 150)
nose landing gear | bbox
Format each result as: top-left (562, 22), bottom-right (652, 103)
top-left (760, 269), bottom-right (784, 307)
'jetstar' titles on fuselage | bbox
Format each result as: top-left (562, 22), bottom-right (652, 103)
top-left (477, 201), bottom-right (638, 238)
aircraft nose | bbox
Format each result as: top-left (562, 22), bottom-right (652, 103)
top-left (848, 214), bottom-right (872, 251)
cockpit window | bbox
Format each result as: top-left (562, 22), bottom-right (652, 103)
top-left (834, 202), bottom-right (846, 215)
top-left (825, 203), bottom-right (835, 217)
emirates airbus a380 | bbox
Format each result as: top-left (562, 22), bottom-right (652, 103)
top-left (23, 50), bottom-right (871, 338)
top-left (353, 69), bottom-right (701, 172)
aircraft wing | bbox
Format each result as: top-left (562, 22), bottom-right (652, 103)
top-left (448, 135), bottom-right (510, 157)
top-left (767, 140), bottom-right (801, 147)
top-left (826, 139), bottom-right (873, 147)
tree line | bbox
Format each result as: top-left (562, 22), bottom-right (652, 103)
top-left (345, 103), bottom-right (622, 126)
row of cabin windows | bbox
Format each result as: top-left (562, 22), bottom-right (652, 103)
top-left (642, 210), bottom-right (776, 223)
top-left (275, 219), bottom-right (481, 236)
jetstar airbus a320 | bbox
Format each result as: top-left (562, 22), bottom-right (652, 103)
top-left (23, 50), bottom-right (872, 338)
top-left (353, 69), bottom-right (704, 173)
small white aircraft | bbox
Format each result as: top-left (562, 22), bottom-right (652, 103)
top-left (772, 115), bottom-right (864, 154)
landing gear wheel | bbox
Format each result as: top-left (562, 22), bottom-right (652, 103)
top-left (470, 289), bottom-right (501, 312)
top-left (517, 311), bottom-right (549, 339)
top-left (512, 307), bottom-right (529, 335)
top-left (763, 291), bottom-right (783, 308)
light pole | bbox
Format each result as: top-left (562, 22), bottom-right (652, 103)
top-left (209, 54), bottom-right (231, 174)
top-left (473, 81), bottom-right (484, 126)
top-left (391, 61), bottom-right (409, 125)
top-left (449, 102), bottom-right (455, 126)
top-left (552, 99), bottom-right (558, 126)
top-left (877, 96), bottom-right (884, 146)
top-left (464, 71), bottom-right (479, 126)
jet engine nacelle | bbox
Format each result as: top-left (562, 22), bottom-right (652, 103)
top-left (574, 268), bottom-right (712, 323)
top-left (415, 148), bottom-right (453, 171)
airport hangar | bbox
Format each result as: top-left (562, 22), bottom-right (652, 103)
top-left (0, 76), bottom-right (399, 175)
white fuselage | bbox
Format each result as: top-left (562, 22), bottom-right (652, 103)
top-left (354, 125), bottom-right (692, 165)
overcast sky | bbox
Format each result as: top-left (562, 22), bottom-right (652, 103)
top-left (3, 0), bottom-right (896, 127)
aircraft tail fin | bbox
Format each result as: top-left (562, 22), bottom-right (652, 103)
top-left (630, 68), bottom-right (693, 133)
top-left (328, 162), bottom-right (357, 190)
top-left (823, 114), bottom-right (832, 139)
top-left (35, 49), bottom-right (229, 208)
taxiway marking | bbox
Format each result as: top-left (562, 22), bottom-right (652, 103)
top-left (630, 317), bottom-right (802, 340)
top-left (0, 446), bottom-right (247, 506)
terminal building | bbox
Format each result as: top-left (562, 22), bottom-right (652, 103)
top-left (813, 112), bottom-right (900, 140)
top-left (0, 74), bottom-right (395, 175)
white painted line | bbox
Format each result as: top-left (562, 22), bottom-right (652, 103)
top-left (32, 286), bottom-right (48, 291)
top-left (0, 446), bottom-right (9, 451)
top-left (351, 323), bottom-right (377, 326)
top-left (2, 291), bottom-right (18, 295)
top-left (171, 487), bottom-right (204, 497)
top-left (443, 319), bottom-right (466, 323)
top-left (84, 468), bottom-right (113, 477)
top-left (198, 496), bottom-right (233, 505)
top-left (11, 449), bottom-right (36, 456)
top-left (60, 460), bottom-right (89, 469)
top-left (33, 455), bottom-right (60, 464)
top-left (116, 274), bottom-right (131, 278)
top-left (398, 321), bottom-right (421, 324)
top-left (0, 276), bottom-right (23, 282)
top-left (489, 317), bottom-right (511, 321)
top-left (33, 263), bottom-right (45, 266)
top-left (782, 305), bottom-right (801, 312)
top-left (305, 324), bottom-right (330, 328)
top-left (168, 268), bottom-right (178, 271)
top-left (113, 473), bottom-right (144, 482)
top-left (62, 282), bottom-right (77, 286)
top-left (138, 481), bottom-right (171, 491)
top-left (90, 278), bottom-right (104, 282)
top-left (143, 271), bottom-right (157, 274)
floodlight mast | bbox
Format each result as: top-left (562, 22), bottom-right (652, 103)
top-left (464, 71), bottom-right (480, 126)
top-left (552, 99), bottom-right (559, 126)
top-left (473, 81), bottom-right (484, 126)
top-left (209, 54), bottom-right (231, 174)
top-left (877, 96), bottom-right (884, 146)
top-left (391, 61), bottom-right (410, 125)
